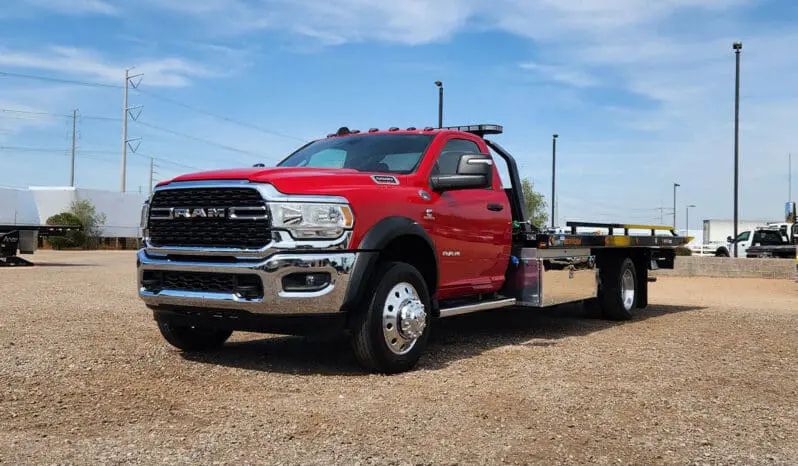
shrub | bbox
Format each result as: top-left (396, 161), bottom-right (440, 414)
top-left (675, 246), bottom-right (692, 256)
top-left (45, 212), bottom-right (84, 249)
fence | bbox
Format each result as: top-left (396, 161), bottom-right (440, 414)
top-left (652, 256), bottom-right (796, 280)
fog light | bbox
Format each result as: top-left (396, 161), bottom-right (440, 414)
top-left (282, 272), bottom-right (331, 292)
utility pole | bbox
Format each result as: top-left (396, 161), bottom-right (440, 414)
top-left (70, 109), bottom-right (77, 187)
top-left (551, 133), bottom-right (558, 228)
top-left (673, 182), bottom-right (680, 229)
top-left (148, 156), bottom-right (154, 197)
top-left (789, 152), bottom-right (792, 201)
top-left (434, 81), bottom-right (443, 128)
top-left (686, 204), bottom-right (695, 237)
top-left (121, 68), bottom-right (143, 192)
top-left (732, 41), bottom-right (742, 257)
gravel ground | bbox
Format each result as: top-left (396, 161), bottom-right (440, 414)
top-left (1, 250), bottom-right (797, 465)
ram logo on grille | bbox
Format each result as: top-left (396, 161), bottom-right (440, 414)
top-left (175, 207), bottom-right (225, 218)
top-left (150, 206), bottom-right (268, 220)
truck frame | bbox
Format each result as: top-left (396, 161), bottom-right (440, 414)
top-left (136, 124), bottom-right (690, 373)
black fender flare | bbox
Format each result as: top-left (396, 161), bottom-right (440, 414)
top-left (341, 216), bottom-right (438, 313)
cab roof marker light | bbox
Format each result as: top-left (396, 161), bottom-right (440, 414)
top-left (423, 127), bottom-right (434, 131)
top-left (407, 126), bottom-right (417, 130)
top-left (388, 127), bottom-right (400, 131)
top-left (439, 124), bottom-right (504, 136)
top-left (368, 128), bottom-right (379, 132)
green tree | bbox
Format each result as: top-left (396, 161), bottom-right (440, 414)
top-left (45, 199), bottom-right (107, 250)
top-left (69, 199), bottom-right (106, 249)
top-left (521, 177), bottom-right (548, 228)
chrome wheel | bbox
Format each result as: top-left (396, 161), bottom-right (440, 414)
top-left (382, 282), bottom-right (427, 355)
top-left (621, 268), bottom-right (635, 311)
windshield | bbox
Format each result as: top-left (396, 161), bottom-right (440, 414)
top-left (278, 134), bottom-right (435, 174)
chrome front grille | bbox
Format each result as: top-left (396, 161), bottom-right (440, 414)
top-left (147, 187), bottom-right (271, 249)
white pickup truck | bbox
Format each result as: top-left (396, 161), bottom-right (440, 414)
top-left (714, 227), bottom-right (790, 258)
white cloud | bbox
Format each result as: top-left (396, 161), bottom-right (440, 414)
top-left (18, 0), bottom-right (117, 15)
top-left (519, 62), bottom-right (597, 88)
top-left (145, 0), bottom-right (478, 45)
top-left (0, 46), bottom-right (219, 87)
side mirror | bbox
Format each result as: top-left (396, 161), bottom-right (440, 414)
top-left (726, 236), bottom-right (733, 243)
top-left (430, 153), bottom-right (492, 191)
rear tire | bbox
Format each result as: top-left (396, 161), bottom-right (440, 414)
top-left (157, 320), bottom-right (233, 352)
top-left (598, 257), bottom-right (637, 321)
top-left (351, 261), bottom-right (432, 374)
top-left (715, 248), bottom-right (729, 257)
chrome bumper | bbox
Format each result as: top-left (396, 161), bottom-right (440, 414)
top-left (136, 249), bottom-right (358, 315)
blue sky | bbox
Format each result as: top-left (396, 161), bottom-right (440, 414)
top-left (1, 0), bottom-right (797, 230)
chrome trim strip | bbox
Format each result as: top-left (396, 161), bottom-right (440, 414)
top-left (438, 298), bottom-right (516, 318)
top-left (149, 207), bottom-right (174, 219)
top-left (137, 249), bottom-right (357, 315)
top-left (143, 230), bottom-right (353, 258)
top-left (228, 206), bottom-right (268, 220)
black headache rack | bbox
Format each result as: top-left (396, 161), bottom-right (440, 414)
top-left (0, 224), bottom-right (82, 266)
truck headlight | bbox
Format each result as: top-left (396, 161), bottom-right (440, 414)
top-left (140, 200), bottom-right (150, 229)
top-left (269, 202), bottom-right (354, 239)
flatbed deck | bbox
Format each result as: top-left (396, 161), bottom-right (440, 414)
top-left (527, 222), bottom-right (691, 250)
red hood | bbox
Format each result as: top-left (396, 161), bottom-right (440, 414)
top-left (162, 167), bottom-right (398, 195)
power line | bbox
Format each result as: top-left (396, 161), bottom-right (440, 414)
top-left (132, 120), bottom-right (260, 159)
top-left (134, 88), bottom-right (308, 142)
top-left (0, 70), bottom-right (121, 89)
top-left (135, 152), bottom-right (202, 171)
top-left (1, 108), bottom-right (120, 121)
top-left (0, 145), bottom-right (69, 153)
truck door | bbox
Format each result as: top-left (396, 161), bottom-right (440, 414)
top-left (732, 230), bottom-right (751, 257)
top-left (426, 137), bottom-right (512, 298)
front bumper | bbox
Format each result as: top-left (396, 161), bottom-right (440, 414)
top-left (136, 249), bottom-right (358, 315)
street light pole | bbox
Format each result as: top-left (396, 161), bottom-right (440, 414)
top-left (551, 133), bottom-right (558, 228)
top-left (686, 204), bottom-right (696, 237)
top-left (434, 81), bottom-right (443, 128)
top-left (733, 41), bottom-right (742, 257)
top-left (673, 182), bottom-right (680, 229)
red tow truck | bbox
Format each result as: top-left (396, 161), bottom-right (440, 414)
top-left (137, 124), bottom-right (689, 373)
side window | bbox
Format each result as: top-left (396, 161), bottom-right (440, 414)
top-left (432, 139), bottom-right (483, 175)
top-left (735, 231), bottom-right (750, 242)
top-left (759, 231), bottom-right (784, 245)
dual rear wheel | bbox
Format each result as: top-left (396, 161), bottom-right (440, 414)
top-left (585, 256), bottom-right (639, 321)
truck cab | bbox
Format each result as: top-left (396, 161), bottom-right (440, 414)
top-left (137, 124), bottom-right (689, 373)
top-left (726, 228), bottom-right (788, 258)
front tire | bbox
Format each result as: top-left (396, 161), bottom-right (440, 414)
top-left (351, 261), bottom-right (432, 374)
top-left (157, 320), bottom-right (233, 352)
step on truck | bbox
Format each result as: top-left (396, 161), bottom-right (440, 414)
top-left (137, 124), bottom-right (690, 373)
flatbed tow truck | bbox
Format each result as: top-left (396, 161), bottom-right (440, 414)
top-left (137, 123), bottom-right (691, 373)
top-left (1, 224), bottom-right (80, 266)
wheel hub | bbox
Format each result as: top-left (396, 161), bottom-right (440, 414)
top-left (382, 282), bottom-right (427, 355)
top-left (621, 268), bottom-right (635, 310)
top-left (398, 299), bottom-right (427, 339)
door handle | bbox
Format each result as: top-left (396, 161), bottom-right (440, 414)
top-left (487, 203), bottom-right (504, 212)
